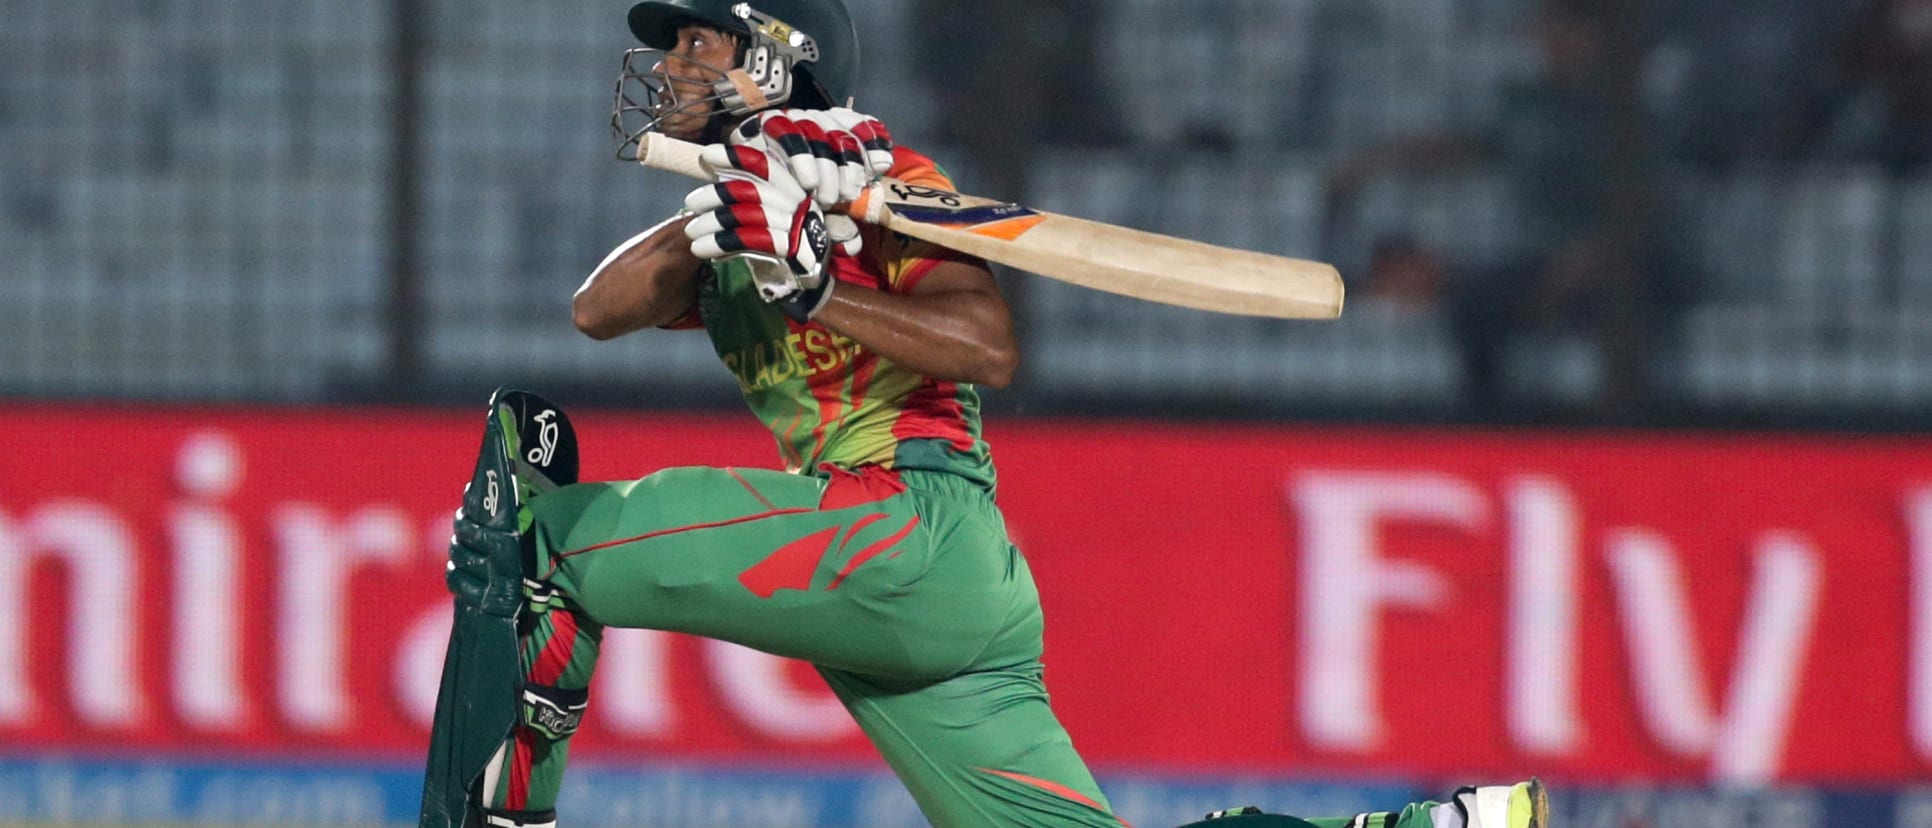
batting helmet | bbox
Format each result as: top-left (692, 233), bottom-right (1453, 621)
top-left (626, 0), bottom-right (860, 110)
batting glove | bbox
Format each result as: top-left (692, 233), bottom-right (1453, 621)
top-left (729, 108), bottom-right (895, 209)
top-left (685, 144), bottom-right (860, 322)
top-left (711, 112), bottom-right (885, 258)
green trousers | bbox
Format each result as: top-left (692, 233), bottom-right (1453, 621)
top-left (487, 464), bottom-right (1119, 827)
top-left (482, 462), bottom-right (1447, 828)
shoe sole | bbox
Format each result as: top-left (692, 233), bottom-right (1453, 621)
top-left (1526, 777), bottom-right (1548, 828)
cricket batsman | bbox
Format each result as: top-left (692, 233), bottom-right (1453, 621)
top-left (417, 2), bottom-right (1550, 827)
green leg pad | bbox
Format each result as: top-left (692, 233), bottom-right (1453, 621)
top-left (419, 602), bottom-right (521, 828)
top-left (421, 390), bottom-right (561, 828)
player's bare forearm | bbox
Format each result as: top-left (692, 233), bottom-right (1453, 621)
top-left (816, 260), bottom-right (1019, 389)
top-left (573, 215), bottom-right (703, 340)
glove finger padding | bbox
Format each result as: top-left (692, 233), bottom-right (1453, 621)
top-left (822, 107), bottom-right (895, 176)
top-left (683, 175), bottom-right (835, 305)
top-left (684, 178), bottom-right (769, 215)
top-left (684, 192), bottom-right (824, 268)
top-left (825, 214), bottom-right (863, 258)
top-left (698, 144), bottom-right (813, 205)
top-left (734, 109), bottom-right (893, 207)
top-left (701, 141), bottom-right (775, 179)
top-left (735, 114), bottom-right (820, 197)
top-left (683, 199), bottom-right (797, 242)
top-left (830, 130), bottom-right (869, 208)
top-left (801, 121), bottom-right (846, 208)
top-left (690, 144), bottom-right (855, 258)
top-left (699, 144), bottom-right (811, 199)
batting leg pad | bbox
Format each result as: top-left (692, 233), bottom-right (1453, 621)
top-left (420, 389), bottom-right (580, 828)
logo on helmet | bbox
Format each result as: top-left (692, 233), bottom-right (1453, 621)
top-left (729, 3), bottom-right (817, 60)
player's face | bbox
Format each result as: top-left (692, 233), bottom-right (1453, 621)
top-left (654, 24), bottom-right (740, 140)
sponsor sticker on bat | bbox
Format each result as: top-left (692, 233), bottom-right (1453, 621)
top-left (887, 184), bottom-right (1047, 239)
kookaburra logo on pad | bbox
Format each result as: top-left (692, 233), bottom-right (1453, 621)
top-left (528, 410), bottom-right (560, 468)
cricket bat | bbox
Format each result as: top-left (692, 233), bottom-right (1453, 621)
top-left (638, 132), bottom-right (1344, 320)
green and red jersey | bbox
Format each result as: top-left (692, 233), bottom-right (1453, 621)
top-left (669, 146), bottom-right (996, 490)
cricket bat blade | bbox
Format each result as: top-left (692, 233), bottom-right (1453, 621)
top-left (639, 132), bottom-right (1343, 320)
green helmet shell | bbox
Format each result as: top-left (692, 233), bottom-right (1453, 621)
top-left (627, 0), bottom-right (860, 108)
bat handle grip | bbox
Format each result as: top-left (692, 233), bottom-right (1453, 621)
top-left (844, 182), bottom-right (890, 226)
top-left (637, 132), bottom-right (710, 180)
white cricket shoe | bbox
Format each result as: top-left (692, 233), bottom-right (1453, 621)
top-left (1453, 778), bottom-right (1548, 828)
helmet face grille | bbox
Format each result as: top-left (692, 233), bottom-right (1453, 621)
top-left (611, 3), bottom-right (847, 157)
top-left (611, 48), bottom-right (740, 159)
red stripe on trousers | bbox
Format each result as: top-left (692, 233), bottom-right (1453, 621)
top-left (508, 728), bottom-right (535, 809)
top-left (837, 512), bottom-right (890, 551)
top-left (528, 608), bottom-right (580, 686)
top-left (728, 467), bottom-right (778, 511)
top-left (559, 508), bottom-right (817, 559)
top-left (977, 768), bottom-right (1129, 826)
top-left (828, 516), bottom-right (920, 590)
top-left (739, 525), bottom-right (841, 599)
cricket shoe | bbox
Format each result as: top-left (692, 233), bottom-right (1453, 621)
top-left (447, 388), bottom-right (579, 613)
top-left (1453, 777), bottom-right (1548, 828)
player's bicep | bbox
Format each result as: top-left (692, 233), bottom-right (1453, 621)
top-left (910, 258), bottom-right (1017, 387)
top-left (887, 241), bottom-right (1010, 337)
top-left (574, 214), bottom-right (705, 339)
top-left (909, 257), bottom-right (1002, 300)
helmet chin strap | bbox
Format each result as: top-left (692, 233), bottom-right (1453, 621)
top-left (713, 44), bottom-right (792, 116)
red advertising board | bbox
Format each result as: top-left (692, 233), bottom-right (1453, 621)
top-left (3, 404), bottom-right (1930, 786)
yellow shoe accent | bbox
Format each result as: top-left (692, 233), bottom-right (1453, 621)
top-left (1507, 777), bottom-right (1549, 828)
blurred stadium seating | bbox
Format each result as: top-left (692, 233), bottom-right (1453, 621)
top-left (3, 0), bottom-right (1926, 424)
